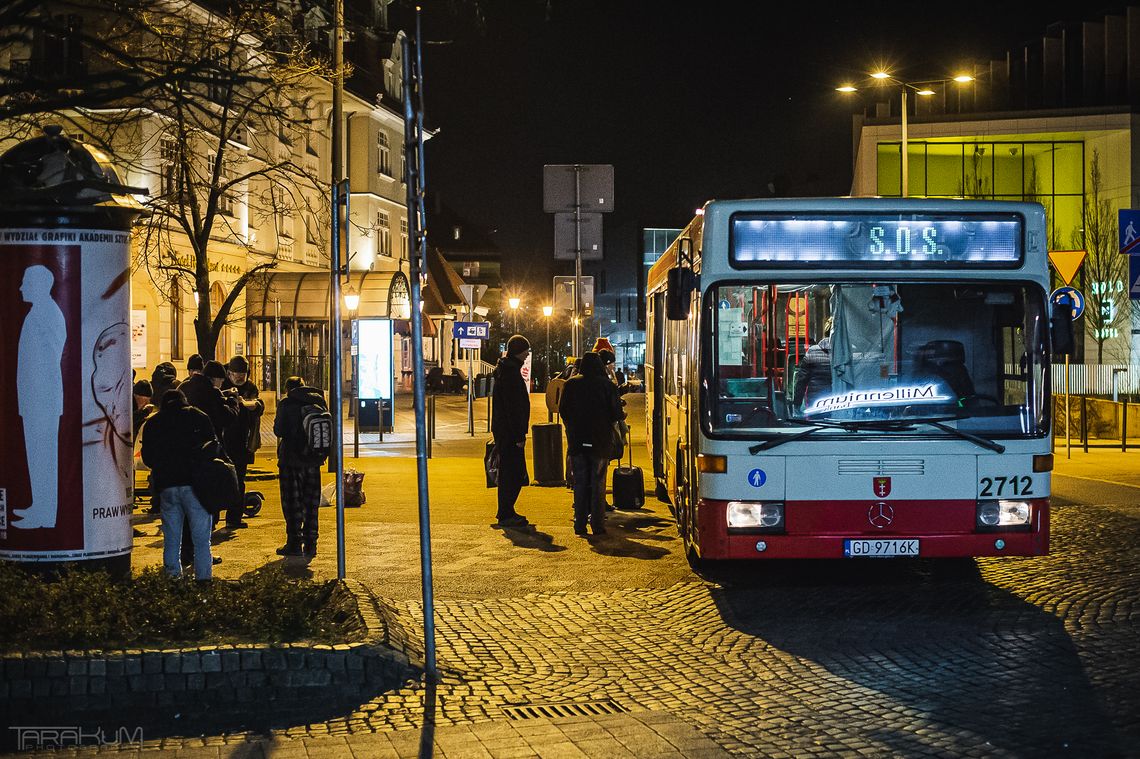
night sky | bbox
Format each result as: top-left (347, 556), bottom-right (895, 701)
top-left (403, 0), bottom-right (1096, 292)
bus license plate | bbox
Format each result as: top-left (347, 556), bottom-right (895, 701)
top-left (844, 539), bottom-right (919, 558)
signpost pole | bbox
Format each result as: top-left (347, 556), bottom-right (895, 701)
top-left (573, 164), bottom-right (582, 359)
top-left (1065, 354), bottom-right (1071, 459)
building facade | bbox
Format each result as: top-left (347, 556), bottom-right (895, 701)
top-left (848, 7), bottom-right (1140, 366)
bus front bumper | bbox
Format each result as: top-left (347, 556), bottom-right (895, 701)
top-left (694, 497), bottom-right (1050, 560)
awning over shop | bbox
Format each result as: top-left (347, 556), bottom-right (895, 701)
top-left (393, 317), bottom-right (438, 338)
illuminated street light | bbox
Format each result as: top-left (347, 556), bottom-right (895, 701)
top-left (343, 286), bottom-right (360, 312)
top-left (836, 70), bottom-right (974, 197)
top-left (508, 296), bottom-right (520, 333)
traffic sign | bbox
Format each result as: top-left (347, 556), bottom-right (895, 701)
top-left (1120, 209), bottom-right (1140, 254)
top-left (1048, 249), bottom-right (1086, 286)
top-left (453, 321), bottom-right (490, 339)
top-left (1130, 257), bottom-right (1140, 301)
top-left (1050, 286), bottom-right (1086, 319)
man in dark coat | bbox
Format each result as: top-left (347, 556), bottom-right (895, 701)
top-left (491, 334), bottom-right (531, 528)
top-left (220, 355), bottom-right (264, 530)
top-left (559, 351), bottom-right (626, 535)
top-left (140, 389), bottom-right (217, 580)
top-left (180, 359), bottom-right (238, 436)
top-left (177, 358), bottom-right (237, 565)
top-left (273, 376), bottom-right (328, 558)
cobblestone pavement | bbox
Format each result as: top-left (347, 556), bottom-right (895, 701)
top-left (17, 395), bottom-right (1140, 757)
top-left (342, 489), bottom-right (1138, 757)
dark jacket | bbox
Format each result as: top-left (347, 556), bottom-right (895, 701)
top-left (140, 405), bottom-right (216, 493)
top-left (221, 378), bottom-right (264, 465)
top-left (181, 373), bottom-right (238, 435)
top-left (491, 355), bottom-right (530, 445)
top-left (559, 353), bottom-right (626, 458)
top-left (792, 337), bottom-right (832, 408)
top-left (274, 386), bottom-right (328, 468)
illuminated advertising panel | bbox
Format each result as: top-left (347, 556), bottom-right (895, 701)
top-left (358, 319), bottom-right (393, 400)
top-left (731, 213), bottom-right (1022, 267)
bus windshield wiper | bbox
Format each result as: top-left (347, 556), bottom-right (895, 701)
top-left (748, 418), bottom-right (862, 454)
top-left (749, 415), bottom-right (1006, 454)
top-left (836, 416), bottom-right (1007, 454)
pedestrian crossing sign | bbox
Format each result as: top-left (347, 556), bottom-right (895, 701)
top-left (1120, 209), bottom-right (1140, 254)
top-left (1130, 256), bottom-right (1140, 301)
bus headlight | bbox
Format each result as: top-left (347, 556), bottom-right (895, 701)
top-left (726, 501), bottom-right (784, 533)
top-left (976, 499), bottom-right (1031, 530)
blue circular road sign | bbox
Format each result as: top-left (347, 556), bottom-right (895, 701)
top-left (1050, 286), bottom-right (1085, 320)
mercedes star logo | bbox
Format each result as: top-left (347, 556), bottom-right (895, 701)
top-left (868, 502), bottom-right (894, 529)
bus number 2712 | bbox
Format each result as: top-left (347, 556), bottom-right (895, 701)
top-left (979, 475), bottom-right (1033, 497)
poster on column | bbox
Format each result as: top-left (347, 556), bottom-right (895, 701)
top-left (0, 231), bottom-right (134, 562)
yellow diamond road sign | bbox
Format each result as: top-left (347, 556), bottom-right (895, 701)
top-left (1049, 249), bottom-right (1086, 286)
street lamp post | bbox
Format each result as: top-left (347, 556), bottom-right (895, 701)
top-left (508, 296), bottom-right (520, 333)
top-left (837, 71), bottom-right (973, 198)
top-left (344, 286), bottom-right (360, 458)
top-left (542, 304), bottom-right (553, 388)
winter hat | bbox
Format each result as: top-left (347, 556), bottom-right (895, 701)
top-left (225, 355), bottom-right (250, 373)
top-left (152, 362), bottom-right (177, 381)
top-left (506, 334), bottom-right (530, 358)
top-left (203, 360), bottom-right (227, 379)
top-left (187, 354), bottom-right (205, 373)
top-left (133, 379), bottom-right (153, 397)
top-left (579, 351), bottom-right (605, 377)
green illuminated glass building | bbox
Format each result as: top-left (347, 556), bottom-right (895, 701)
top-left (849, 9), bottom-right (1140, 366)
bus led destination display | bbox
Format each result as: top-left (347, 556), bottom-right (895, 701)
top-left (731, 213), bottom-right (1022, 267)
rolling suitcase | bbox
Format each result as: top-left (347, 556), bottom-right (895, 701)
top-left (611, 428), bottom-right (644, 510)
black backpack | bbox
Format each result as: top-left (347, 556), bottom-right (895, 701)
top-left (190, 440), bottom-right (240, 516)
top-left (298, 403), bottom-right (332, 464)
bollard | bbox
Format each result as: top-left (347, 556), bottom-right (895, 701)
top-left (1124, 400), bottom-right (1129, 453)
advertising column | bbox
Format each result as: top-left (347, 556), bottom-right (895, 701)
top-left (0, 126), bottom-right (144, 574)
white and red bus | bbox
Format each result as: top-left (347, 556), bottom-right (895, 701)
top-left (645, 198), bottom-right (1071, 562)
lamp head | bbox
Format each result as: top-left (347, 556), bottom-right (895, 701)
top-left (508, 297), bottom-right (520, 310)
top-left (542, 305), bottom-right (553, 317)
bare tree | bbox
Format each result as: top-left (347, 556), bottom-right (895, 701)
top-left (1076, 149), bottom-right (1129, 363)
top-left (2, 1), bottom-right (336, 360)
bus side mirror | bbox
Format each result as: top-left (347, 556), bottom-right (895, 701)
top-left (1050, 308), bottom-right (1074, 357)
top-left (666, 267), bottom-right (695, 320)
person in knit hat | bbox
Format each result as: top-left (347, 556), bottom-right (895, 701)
top-left (491, 334), bottom-right (532, 528)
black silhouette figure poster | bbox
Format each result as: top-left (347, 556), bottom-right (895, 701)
top-left (0, 245), bottom-right (84, 554)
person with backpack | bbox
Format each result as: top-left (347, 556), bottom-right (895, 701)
top-left (140, 389), bottom-right (217, 580)
top-left (559, 351), bottom-right (626, 536)
top-left (273, 376), bottom-right (331, 558)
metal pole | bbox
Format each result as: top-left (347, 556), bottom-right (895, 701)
top-left (352, 320), bottom-right (359, 459)
top-left (403, 21), bottom-right (437, 683)
top-left (1081, 395), bottom-right (1089, 453)
top-left (573, 164), bottom-right (582, 358)
top-left (546, 317), bottom-right (552, 422)
top-left (1065, 354), bottom-right (1071, 459)
top-left (274, 299), bottom-right (282, 400)
top-left (330, 180), bottom-right (347, 580)
top-left (900, 87), bottom-right (908, 198)
top-left (1123, 399), bottom-right (1129, 453)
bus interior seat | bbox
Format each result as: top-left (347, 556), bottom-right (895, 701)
top-left (724, 377), bottom-right (769, 399)
top-left (916, 339), bottom-right (976, 398)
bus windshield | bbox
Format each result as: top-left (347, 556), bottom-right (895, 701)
top-left (706, 282), bottom-right (1049, 438)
